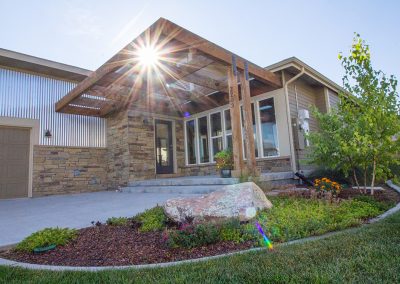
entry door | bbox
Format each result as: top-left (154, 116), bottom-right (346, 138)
top-left (0, 126), bottom-right (30, 199)
top-left (155, 120), bottom-right (174, 174)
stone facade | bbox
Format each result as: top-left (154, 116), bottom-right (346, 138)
top-left (31, 107), bottom-right (293, 196)
top-left (33, 146), bottom-right (107, 196)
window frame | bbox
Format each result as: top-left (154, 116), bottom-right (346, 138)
top-left (183, 93), bottom-right (280, 166)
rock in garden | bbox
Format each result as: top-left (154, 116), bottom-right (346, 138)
top-left (163, 182), bottom-right (272, 223)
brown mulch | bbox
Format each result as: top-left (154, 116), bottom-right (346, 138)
top-left (0, 224), bottom-right (254, 267)
top-left (280, 184), bottom-right (400, 203)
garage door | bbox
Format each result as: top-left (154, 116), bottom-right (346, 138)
top-left (0, 126), bottom-right (30, 199)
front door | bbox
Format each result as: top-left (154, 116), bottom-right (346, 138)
top-left (155, 120), bottom-right (174, 174)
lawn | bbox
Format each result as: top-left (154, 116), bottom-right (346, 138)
top-left (1, 207), bottom-right (400, 283)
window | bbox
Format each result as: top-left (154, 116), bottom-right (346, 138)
top-left (198, 116), bottom-right (209, 163)
top-left (224, 109), bottom-right (232, 150)
top-left (241, 103), bottom-right (259, 158)
top-left (184, 96), bottom-right (280, 165)
top-left (259, 98), bottom-right (278, 157)
top-left (186, 119), bottom-right (197, 164)
top-left (210, 112), bottom-right (223, 160)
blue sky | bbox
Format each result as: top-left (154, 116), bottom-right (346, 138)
top-left (1, 0), bottom-right (399, 85)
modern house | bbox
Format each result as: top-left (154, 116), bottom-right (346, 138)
top-left (0, 18), bottom-right (342, 199)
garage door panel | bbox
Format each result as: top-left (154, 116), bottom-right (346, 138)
top-left (6, 145), bottom-right (29, 161)
top-left (0, 183), bottom-right (26, 199)
top-left (0, 127), bottom-right (30, 199)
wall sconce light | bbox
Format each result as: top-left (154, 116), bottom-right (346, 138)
top-left (44, 129), bottom-right (52, 138)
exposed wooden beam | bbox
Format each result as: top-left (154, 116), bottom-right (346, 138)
top-left (240, 70), bottom-right (257, 175)
top-left (180, 73), bottom-right (228, 93)
top-left (62, 105), bottom-right (102, 117)
top-left (227, 67), bottom-right (244, 175)
top-left (158, 18), bottom-right (282, 88)
top-left (55, 51), bottom-right (133, 112)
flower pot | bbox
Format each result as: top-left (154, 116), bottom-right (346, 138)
top-left (220, 169), bottom-right (231, 178)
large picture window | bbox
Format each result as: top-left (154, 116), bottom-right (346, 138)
top-left (184, 96), bottom-right (279, 165)
top-left (259, 98), bottom-right (278, 157)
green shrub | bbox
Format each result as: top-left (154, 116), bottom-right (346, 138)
top-left (219, 219), bottom-right (242, 243)
top-left (255, 196), bottom-right (387, 243)
top-left (392, 176), bottom-right (400, 186)
top-left (167, 223), bottom-right (219, 248)
top-left (134, 206), bottom-right (166, 232)
top-left (16, 227), bottom-right (77, 252)
top-left (353, 195), bottom-right (394, 212)
top-left (106, 217), bottom-right (130, 226)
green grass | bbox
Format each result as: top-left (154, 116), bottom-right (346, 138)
top-left (1, 210), bottom-right (400, 283)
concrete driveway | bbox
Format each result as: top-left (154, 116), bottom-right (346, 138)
top-left (0, 191), bottom-right (189, 248)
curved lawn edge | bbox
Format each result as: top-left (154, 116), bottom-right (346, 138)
top-left (1, 183), bottom-right (399, 272)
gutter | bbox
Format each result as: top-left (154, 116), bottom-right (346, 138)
top-left (283, 67), bottom-right (305, 174)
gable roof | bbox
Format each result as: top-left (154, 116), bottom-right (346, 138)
top-left (54, 18), bottom-right (282, 117)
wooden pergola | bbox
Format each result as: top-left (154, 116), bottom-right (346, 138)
top-left (55, 18), bottom-right (282, 175)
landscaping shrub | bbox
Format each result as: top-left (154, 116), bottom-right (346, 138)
top-left (106, 217), bottom-right (130, 226)
top-left (134, 206), bottom-right (167, 232)
top-left (219, 219), bottom-right (242, 243)
top-left (166, 223), bottom-right (219, 248)
top-left (353, 195), bottom-right (395, 212)
top-left (256, 196), bottom-right (386, 243)
top-left (16, 227), bottom-right (77, 252)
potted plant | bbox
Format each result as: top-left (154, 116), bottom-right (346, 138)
top-left (214, 149), bottom-right (233, 178)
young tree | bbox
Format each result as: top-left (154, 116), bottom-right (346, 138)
top-left (309, 34), bottom-right (400, 194)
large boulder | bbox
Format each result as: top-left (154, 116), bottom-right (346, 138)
top-left (163, 182), bottom-right (272, 223)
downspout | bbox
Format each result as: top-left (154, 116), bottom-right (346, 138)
top-left (283, 67), bottom-right (305, 174)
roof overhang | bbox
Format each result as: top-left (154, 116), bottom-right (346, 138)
top-left (0, 48), bottom-right (91, 82)
top-left (265, 56), bottom-right (345, 94)
top-left (55, 18), bottom-right (282, 117)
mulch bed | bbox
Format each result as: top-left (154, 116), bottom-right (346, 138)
top-left (0, 223), bottom-right (254, 267)
top-left (2, 185), bottom-right (398, 267)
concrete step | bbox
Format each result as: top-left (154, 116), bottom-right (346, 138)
top-left (122, 184), bottom-right (225, 194)
top-left (128, 176), bottom-right (239, 187)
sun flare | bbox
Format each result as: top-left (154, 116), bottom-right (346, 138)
top-left (137, 45), bottom-right (160, 67)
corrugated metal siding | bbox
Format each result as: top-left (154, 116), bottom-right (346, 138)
top-left (0, 67), bottom-right (106, 147)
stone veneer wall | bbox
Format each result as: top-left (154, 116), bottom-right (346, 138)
top-left (33, 146), bottom-right (107, 196)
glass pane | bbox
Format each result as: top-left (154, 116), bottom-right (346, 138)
top-left (241, 104), bottom-right (258, 158)
top-left (224, 109), bottom-right (232, 135)
top-left (259, 98), bottom-right (278, 156)
top-left (210, 112), bottom-right (222, 137)
top-left (198, 116), bottom-right (209, 163)
top-left (212, 137), bottom-right (223, 158)
top-left (186, 120), bottom-right (196, 164)
top-left (156, 123), bottom-right (170, 166)
top-left (226, 135), bottom-right (232, 150)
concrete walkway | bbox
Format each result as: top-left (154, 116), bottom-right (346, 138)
top-left (0, 191), bottom-right (192, 247)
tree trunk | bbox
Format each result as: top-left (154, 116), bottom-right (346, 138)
top-left (353, 168), bottom-right (361, 193)
top-left (370, 158), bottom-right (377, 196)
top-left (363, 165), bottom-right (368, 194)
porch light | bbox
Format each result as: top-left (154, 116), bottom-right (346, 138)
top-left (138, 46), bottom-right (160, 67)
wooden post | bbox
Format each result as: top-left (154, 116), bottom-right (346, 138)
top-left (240, 62), bottom-right (257, 176)
top-left (228, 58), bottom-right (244, 177)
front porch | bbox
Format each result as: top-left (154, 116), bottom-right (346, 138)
top-left (54, 18), bottom-right (291, 188)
